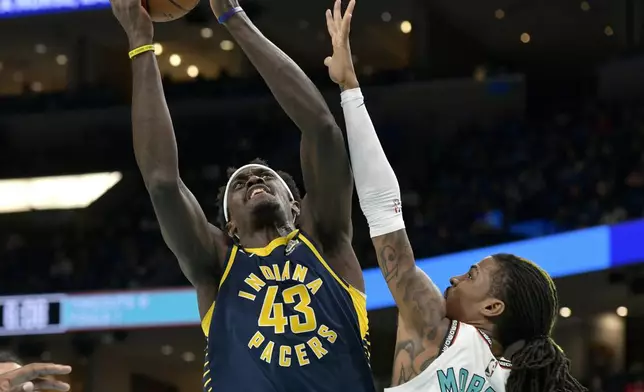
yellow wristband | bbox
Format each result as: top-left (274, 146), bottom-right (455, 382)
top-left (128, 44), bottom-right (155, 59)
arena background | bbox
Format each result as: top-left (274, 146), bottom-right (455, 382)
top-left (1, 0), bottom-right (644, 390)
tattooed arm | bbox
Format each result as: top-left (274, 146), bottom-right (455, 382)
top-left (373, 230), bottom-right (450, 386)
top-left (327, 3), bottom-right (450, 385)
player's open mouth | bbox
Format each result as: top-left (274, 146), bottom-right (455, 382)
top-left (246, 184), bottom-right (272, 200)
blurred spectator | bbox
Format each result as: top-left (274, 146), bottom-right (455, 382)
top-left (0, 81), bottom-right (643, 296)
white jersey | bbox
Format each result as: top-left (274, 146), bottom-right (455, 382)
top-left (385, 320), bottom-right (511, 392)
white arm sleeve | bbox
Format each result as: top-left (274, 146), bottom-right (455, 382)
top-left (341, 87), bottom-right (405, 238)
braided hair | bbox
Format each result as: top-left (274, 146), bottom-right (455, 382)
top-left (215, 158), bottom-right (302, 230)
top-left (489, 253), bottom-right (587, 392)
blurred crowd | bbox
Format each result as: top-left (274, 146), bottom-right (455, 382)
top-left (1, 78), bottom-right (644, 296)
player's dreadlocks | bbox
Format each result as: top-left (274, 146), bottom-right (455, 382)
top-left (490, 253), bottom-right (587, 392)
top-left (216, 158), bottom-right (302, 229)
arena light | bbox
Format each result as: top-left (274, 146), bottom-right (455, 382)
top-left (201, 27), bottom-right (213, 39)
top-left (182, 352), bottom-right (195, 362)
top-left (187, 65), bottom-right (199, 78)
top-left (154, 43), bottom-right (163, 55)
top-left (520, 32), bottom-right (531, 43)
top-left (220, 40), bottom-right (234, 51)
top-left (169, 54), bottom-right (181, 67)
top-left (616, 306), bottom-right (628, 317)
top-left (55, 55), bottom-right (67, 65)
top-left (0, 172), bottom-right (122, 213)
top-left (400, 21), bottom-right (412, 34)
top-left (30, 81), bottom-right (43, 92)
top-left (559, 307), bottom-right (571, 318)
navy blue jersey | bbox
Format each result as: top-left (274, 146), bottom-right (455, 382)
top-left (201, 230), bottom-right (374, 392)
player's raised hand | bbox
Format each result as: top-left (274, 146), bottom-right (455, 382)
top-left (0, 363), bottom-right (71, 392)
top-left (324, 0), bottom-right (358, 90)
top-left (109, 0), bottom-right (154, 49)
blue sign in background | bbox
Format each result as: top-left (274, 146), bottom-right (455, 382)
top-left (0, 0), bottom-right (108, 18)
top-left (61, 290), bottom-right (198, 329)
top-left (46, 218), bottom-right (644, 331)
top-left (363, 224), bottom-right (612, 310)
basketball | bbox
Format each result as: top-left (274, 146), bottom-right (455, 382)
top-left (141, 0), bottom-right (199, 22)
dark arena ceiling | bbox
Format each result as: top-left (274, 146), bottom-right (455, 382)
top-left (0, 0), bottom-right (628, 95)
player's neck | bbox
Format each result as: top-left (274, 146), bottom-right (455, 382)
top-left (239, 225), bottom-right (294, 249)
top-left (482, 327), bottom-right (521, 360)
top-left (501, 339), bottom-right (525, 360)
top-left (475, 324), bottom-right (505, 357)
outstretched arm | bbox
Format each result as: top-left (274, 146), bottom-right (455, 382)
top-left (110, 0), bottom-right (221, 317)
top-left (0, 363), bottom-right (71, 392)
top-left (131, 53), bottom-right (219, 284)
top-left (325, 2), bottom-right (449, 385)
top-left (213, 0), bottom-right (360, 289)
top-left (343, 89), bottom-right (449, 385)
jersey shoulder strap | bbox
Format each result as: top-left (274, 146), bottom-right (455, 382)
top-left (445, 322), bottom-right (513, 369)
top-left (442, 322), bottom-right (492, 354)
top-left (439, 319), bottom-right (461, 353)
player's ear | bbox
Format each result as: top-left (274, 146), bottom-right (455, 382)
top-left (225, 221), bottom-right (237, 239)
top-left (291, 201), bottom-right (300, 223)
top-left (481, 298), bottom-right (505, 318)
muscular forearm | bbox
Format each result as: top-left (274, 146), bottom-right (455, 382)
top-left (225, 13), bottom-right (336, 132)
top-left (131, 52), bottom-right (180, 185)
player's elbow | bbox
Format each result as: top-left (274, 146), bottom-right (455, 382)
top-left (143, 171), bottom-right (181, 192)
top-left (323, 119), bottom-right (343, 138)
top-left (307, 114), bottom-right (341, 137)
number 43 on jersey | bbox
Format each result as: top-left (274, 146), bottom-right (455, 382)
top-left (259, 285), bottom-right (318, 334)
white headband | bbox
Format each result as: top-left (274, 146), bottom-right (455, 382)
top-left (223, 164), bottom-right (295, 222)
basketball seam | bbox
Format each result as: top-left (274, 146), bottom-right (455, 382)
top-left (164, 0), bottom-right (190, 13)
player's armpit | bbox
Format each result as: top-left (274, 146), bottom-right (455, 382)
top-left (391, 316), bottom-right (432, 386)
top-left (373, 229), bottom-right (450, 368)
top-left (390, 315), bottom-right (450, 386)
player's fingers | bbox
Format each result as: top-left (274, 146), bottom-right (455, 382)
top-left (140, 4), bottom-right (151, 16)
top-left (341, 9), bottom-right (353, 36)
top-left (333, 0), bottom-right (342, 27)
top-left (341, 0), bottom-right (355, 35)
top-left (325, 9), bottom-right (336, 36)
top-left (8, 364), bottom-right (71, 387)
top-left (7, 381), bottom-right (33, 392)
top-left (324, 56), bottom-right (332, 67)
top-left (32, 379), bottom-right (70, 391)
